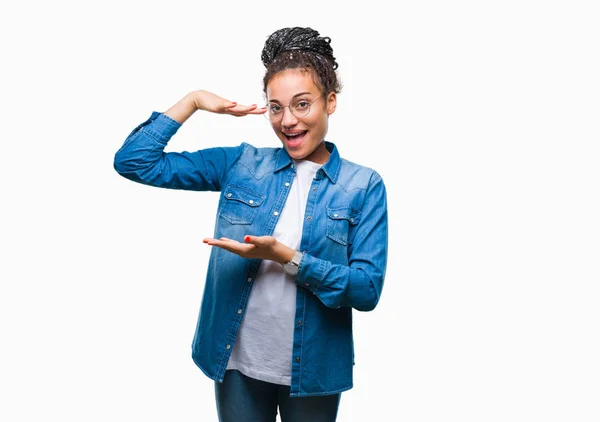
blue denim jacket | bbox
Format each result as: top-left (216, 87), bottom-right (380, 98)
top-left (114, 112), bottom-right (388, 397)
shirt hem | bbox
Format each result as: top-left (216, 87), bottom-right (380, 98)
top-left (227, 363), bottom-right (291, 386)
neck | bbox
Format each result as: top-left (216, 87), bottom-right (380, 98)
top-left (303, 142), bottom-right (330, 164)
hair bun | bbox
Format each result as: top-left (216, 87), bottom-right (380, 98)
top-left (261, 27), bottom-right (338, 69)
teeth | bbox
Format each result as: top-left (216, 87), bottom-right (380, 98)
top-left (286, 133), bottom-right (303, 137)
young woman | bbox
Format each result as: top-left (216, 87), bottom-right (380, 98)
top-left (114, 26), bottom-right (388, 422)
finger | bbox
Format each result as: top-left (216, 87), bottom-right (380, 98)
top-left (229, 107), bottom-right (267, 117)
top-left (210, 240), bottom-right (254, 255)
top-left (207, 237), bottom-right (243, 247)
top-left (245, 106), bottom-right (268, 115)
top-left (221, 103), bottom-right (238, 114)
top-left (230, 112), bottom-right (256, 118)
top-left (226, 104), bottom-right (259, 114)
top-left (219, 237), bottom-right (243, 244)
top-left (204, 238), bottom-right (234, 245)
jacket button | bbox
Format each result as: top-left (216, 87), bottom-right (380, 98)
top-left (297, 320), bottom-right (302, 325)
top-left (295, 357), bottom-right (301, 363)
top-left (273, 211), bottom-right (279, 216)
top-left (226, 344), bottom-right (231, 350)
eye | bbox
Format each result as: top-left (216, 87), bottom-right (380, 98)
top-left (294, 100), bottom-right (310, 111)
top-left (268, 104), bottom-right (282, 114)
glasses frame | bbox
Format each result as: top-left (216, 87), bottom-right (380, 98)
top-left (263, 95), bottom-right (322, 122)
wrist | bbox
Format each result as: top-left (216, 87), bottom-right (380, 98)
top-left (164, 92), bottom-right (200, 124)
top-left (276, 244), bottom-right (296, 265)
top-left (190, 90), bottom-right (208, 111)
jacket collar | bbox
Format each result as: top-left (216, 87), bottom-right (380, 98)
top-left (274, 142), bottom-right (341, 184)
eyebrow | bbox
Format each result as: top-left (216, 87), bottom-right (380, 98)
top-left (268, 92), bottom-right (313, 104)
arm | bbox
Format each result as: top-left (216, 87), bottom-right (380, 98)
top-left (113, 90), bottom-right (266, 191)
top-left (297, 172), bottom-right (388, 311)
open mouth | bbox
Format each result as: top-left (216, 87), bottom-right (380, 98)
top-left (284, 131), bottom-right (308, 148)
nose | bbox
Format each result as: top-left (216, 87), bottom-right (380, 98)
top-left (280, 106), bottom-right (298, 127)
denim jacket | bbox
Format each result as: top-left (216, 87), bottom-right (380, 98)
top-left (113, 112), bottom-right (388, 397)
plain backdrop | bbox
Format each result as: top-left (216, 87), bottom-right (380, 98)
top-left (1, 1), bottom-right (599, 421)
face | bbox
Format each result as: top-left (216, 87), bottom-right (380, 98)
top-left (266, 69), bottom-right (336, 164)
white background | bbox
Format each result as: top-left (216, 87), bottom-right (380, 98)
top-left (1, 0), bottom-right (599, 421)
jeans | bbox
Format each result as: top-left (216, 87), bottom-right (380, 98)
top-left (215, 370), bottom-right (341, 422)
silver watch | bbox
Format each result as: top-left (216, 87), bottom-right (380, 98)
top-left (282, 251), bottom-right (303, 276)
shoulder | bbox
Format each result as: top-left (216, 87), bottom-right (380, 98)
top-left (236, 142), bottom-right (282, 180)
top-left (337, 156), bottom-right (384, 191)
top-left (238, 142), bottom-right (282, 166)
top-left (238, 142), bottom-right (280, 158)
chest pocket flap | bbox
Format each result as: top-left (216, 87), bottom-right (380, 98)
top-left (326, 206), bottom-right (361, 245)
top-left (220, 185), bottom-right (266, 225)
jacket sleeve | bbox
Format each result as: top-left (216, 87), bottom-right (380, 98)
top-left (295, 172), bottom-right (388, 311)
top-left (113, 111), bottom-right (244, 191)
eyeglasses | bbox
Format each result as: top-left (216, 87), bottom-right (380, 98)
top-left (263, 96), bottom-right (322, 122)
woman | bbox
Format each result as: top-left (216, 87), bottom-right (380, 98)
top-left (114, 26), bottom-right (388, 422)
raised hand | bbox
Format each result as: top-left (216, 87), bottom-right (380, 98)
top-left (164, 90), bottom-right (266, 124)
top-left (192, 90), bottom-right (267, 117)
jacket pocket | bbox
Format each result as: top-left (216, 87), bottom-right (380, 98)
top-left (219, 185), bottom-right (265, 225)
top-left (326, 206), bottom-right (361, 245)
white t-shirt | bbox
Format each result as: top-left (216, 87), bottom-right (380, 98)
top-left (226, 159), bottom-right (321, 385)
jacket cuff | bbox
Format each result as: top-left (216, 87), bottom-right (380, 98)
top-left (139, 111), bottom-right (182, 142)
top-left (296, 252), bottom-right (327, 295)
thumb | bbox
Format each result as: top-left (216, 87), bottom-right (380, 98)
top-left (244, 235), bottom-right (265, 246)
top-left (223, 101), bottom-right (238, 111)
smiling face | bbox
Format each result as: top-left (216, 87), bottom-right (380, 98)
top-left (266, 69), bottom-right (337, 164)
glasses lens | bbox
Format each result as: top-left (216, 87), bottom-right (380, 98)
top-left (263, 100), bottom-right (313, 121)
top-left (264, 104), bottom-right (280, 121)
top-left (291, 100), bottom-right (311, 118)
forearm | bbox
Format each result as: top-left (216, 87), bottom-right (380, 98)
top-left (297, 253), bottom-right (385, 311)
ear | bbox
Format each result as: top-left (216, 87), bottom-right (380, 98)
top-left (326, 92), bottom-right (337, 115)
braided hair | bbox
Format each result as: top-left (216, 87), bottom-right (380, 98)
top-left (261, 27), bottom-right (342, 98)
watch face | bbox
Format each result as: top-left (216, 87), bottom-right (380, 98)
top-left (283, 262), bottom-right (298, 276)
